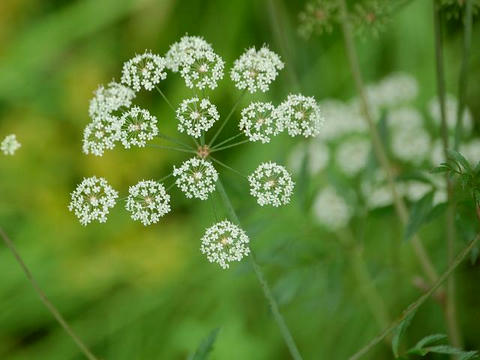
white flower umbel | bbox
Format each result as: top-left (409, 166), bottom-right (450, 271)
top-left (165, 35), bottom-right (213, 72)
top-left (274, 94), bottom-right (324, 138)
top-left (68, 176), bottom-right (118, 226)
top-left (312, 186), bottom-right (351, 231)
top-left (405, 181), bottom-right (433, 202)
top-left (335, 137), bottom-right (370, 177)
top-left (388, 107), bottom-right (424, 132)
top-left (119, 106), bottom-right (158, 149)
top-left (173, 157), bottom-right (218, 200)
top-left (248, 162), bottom-right (294, 207)
top-left (367, 72), bottom-right (419, 108)
top-left (288, 140), bottom-right (329, 175)
top-left (1, 134), bottom-right (21, 156)
top-left (121, 51), bottom-right (167, 92)
top-left (239, 102), bottom-right (280, 143)
top-left (88, 81), bottom-right (135, 120)
top-left (391, 127), bottom-right (430, 164)
top-left (430, 139), bottom-right (445, 166)
top-left (318, 99), bottom-right (367, 141)
top-left (230, 46), bottom-right (284, 93)
top-left (461, 139), bottom-right (480, 166)
top-left (200, 220), bottom-right (250, 269)
top-left (125, 180), bottom-right (171, 226)
top-left (82, 115), bottom-right (121, 156)
top-left (179, 47), bottom-right (224, 90)
top-left (176, 97), bottom-right (219, 138)
top-left (428, 93), bottom-right (473, 134)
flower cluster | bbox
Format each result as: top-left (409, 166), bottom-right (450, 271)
top-left (335, 137), bottom-right (370, 176)
top-left (312, 186), bottom-right (351, 230)
top-left (176, 97), bottom-right (219, 138)
top-left (239, 102), bottom-right (279, 143)
top-left (82, 115), bottom-right (121, 156)
top-left (88, 81), bottom-right (135, 120)
top-left (200, 220), bottom-right (250, 269)
top-left (125, 180), bottom-right (171, 226)
top-left (121, 51), bottom-right (167, 91)
top-left (248, 162), bottom-right (294, 207)
top-left (119, 107), bottom-right (158, 149)
top-left (1, 134), bottom-right (21, 156)
top-left (173, 157), bottom-right (218, 200)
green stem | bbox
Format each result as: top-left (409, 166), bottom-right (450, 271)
top-left (0, 228), bottom-right (99, 360)
top-left (338, 0), bottom-right (439, 284)
top-left (155, 85), bottom-right (176, 113)
top-left (211, 132), bottom-right (244, 150)
top-left (147, 144), bottom-right (196, 154)
top-left (349, 233), bottom-right (480, 360)
top-left (158, 132), bottom-right (193, 150)
top-left (216, 179), bottom-right (303, 360)
top-left (211, 139), bottom-right (249, 152)
top-left (433, 1), bottom-right (463, 348)
top-left (210, 157), bottom-right (247, 179)
top-left (454, 0), bottom-right (473, 150)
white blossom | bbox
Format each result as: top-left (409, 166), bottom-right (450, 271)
top-left (176, 97), bottom-right (219, 138)
top-left (248, 162), bottom-right (294, 207)
top-left (125, 180), bottom-right (171, 226)
top-left (274, 94), bottom-right (324, 138)
top-left (121, 51), bottom-right (167, 91)
top-left (430, 139), bottom-right (445, 166)
top-left (318, 99), bottom-right (367, 141)
top-left (388, 107), bottom-right (424, 131)
top-left (173, 157), bottom-right (218, 200)
top-left (312, 186), bottom-right (351, 230)
top-left (405, 181), bottom-right (433, 202)
top-left (119, 106), bottom-right (158, 149)
top-left (1, 134), bottom-right (21, 156)
top-left (366, 72), bottom-right (418, 108)
top-left (179, 47), bottom-right (224, 90)
top-left (460, 139), bottom-right (480, 166)
top-left (230, 46), bottom-right (284, 93)
top-left (239, 102), bottom-right (280, 143)
top-left (428, 94), bottom-right (473, 134)
top-left (391, 127), bottom-right (430, 164)
top-left (82, 115), bottom-right (121, 156)
top-left (335, 137), bottom-right (370, 177)
top-left (68, 176), bottom-right (118, 226)
top-left (88, 81), bottom-right (135, 120)
top-left (288, 140), bottom-right (329, 175)
top-left (200, 220), bottom-right (250, 269)
top-left (165, 35), bottom-right (213, 72)
top-left (361, 170), bottom-right (404, 209)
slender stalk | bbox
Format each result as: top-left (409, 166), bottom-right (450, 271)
top-left (349, 233), bottom-right (480, 360)
top-left (338, 0), bottom-right (439, 284)
top-left (454, 0), bottom-right (473, 150)
top-left (155, 86), bottom-right (176, 113)
top-left (208, 90), bottom-right (246, 146)
top-left (433, 1), bottom-right (463, 348)
top-left (211, 139), bottom-right (249, 152)
top-left (147, 144), bottom-right (196, 154)
top-left (158, 132), bottom-right (193, 150)
top-left (211, 132), bottom-right (244, 150)
top-left (0, 228), bottom-right (99, 360)
top-left (216, 179), bottom-right (303, 360)
top-left (210, 156), bottom-right (247, 179)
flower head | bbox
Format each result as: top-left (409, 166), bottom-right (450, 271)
top-left (239, 102), bottom-right (280, 143)
top-left (68, 176), bottom-right (118, 226)
top-left (428, 93), bottom-right (473, 134)
top-left (88, 81), bottom-right (135, 120)
top-left (335, 137), bottom-right (370, 176)
top-left (288, 140), bottom-right (329, 175)
top-left (367, 73), bottom-right (418, 108)
top-left (173, 157), bottom-right (218, 200)
top-left (391, 127), bottom-right (430, 164)
top-left (1, 134), bottom-right (21, 156)
top-left (274, 94), bottom-right (324, 137)
top-left (82, 115), bottom-right (121, 156)
top-left (312, 186), bottom-right (351, 230)
top-left (179, 47), bottom-right (224, 90)
top-left (200, 220), bottom-right (250, 269)
top-left (119, 106), bottom-right (158, 149)
top-left (230, 46), bottom-right (284, 93)
top-left (121, 51), bottom-right (167, 91)
top-left (165, 35), bottom-right (213, 72)
top-left (318, 99), bottom-right (367, 140)
top-left (176, 97), bottom-right (219, 138)
top-left (248, 162), bottom-right (294, 207)
top-left (125, 180), bottom-right (171, 226)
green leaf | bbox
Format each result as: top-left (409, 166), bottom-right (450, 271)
top-left (447, 149), bottom-right (472, 172)
top-left (391, 308), bottom-right (417, 357)
top-left (407, 333), bottom-right (447, 354)
top-left (191, 328), bottom-right (221, 360)
top-left (424, 202), bottom-right (447, 222)
top-left (411, 345), bottom-right (478, 359)
top-left (430, 165), bottom-right (450, 174)
top-left (404, 191), bottom-right (435, 241)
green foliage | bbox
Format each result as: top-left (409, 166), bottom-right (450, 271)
top-left (189, 328), bottom-right (221, 360)
top-left (404, 191), bottom-right (441, 241)
top-left (392, 308), bottom-right (417, 358)
top-left (407, 334), bottom-right (478, 359)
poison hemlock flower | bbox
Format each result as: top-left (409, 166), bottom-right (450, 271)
top-left (1, 134), bottom-right (21, 156)
top-left (274, 94), bottom-right (324, 137)
top-left (200, 220), bottom-right (250, 269)
top-left (428, 94), bottom-right (473, 134)
top-left (89, 81), bottom-right (135, 120)
top-left (119, 106), bottom-right (158, 149)
top-left (361, 170), bottom-right (399, 209)
top-left (69, 176), bottom-right (118, 226)
top-left (231, 46), bottom-right (284, 93)
top-left (165, 35), bottom-right (214, 73)
top-left (179, 47), bottom-right (224, 90)
top-left (176, 97), bottom-right (219, 138)
top-left (461, 139), bottom-right (480, 166)
top-left (248, 162), bottom-right (294, 207)
top-left (239, 102), bottom-right (280, 143)
top-left (288, 140), bottom-right (329, 175)
top-left (318, 99), bottom-right (366, 141)
top-left (173, 157), bottom-right (218, 200)
top-left (366, 72), bottom-right (418, 109)
top-left (82, 115), bottom-right (121, 156)
top-left (312, 186), bottom-right (351, 230)
top-left (405, 181), bottom-right (433, 202)
top-left (335, 137), bottom-right (370, 177)
top-left (121, 51), bottom-right (167, 92)
top-left (125, 180), bottom-right (171, 226)
top-left (298, 0), bottom-right (339, 38)
top-left (391, 127), bottom-right (430, 164)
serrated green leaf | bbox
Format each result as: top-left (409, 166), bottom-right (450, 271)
top-left (407, 333), bottom-right (447, 353)
top-left (191, 328), bottom-right (221, 360)
top-left (448, 149), bottom-right (472, 172)
top-left (391, 308), bottom-right (417, 357)
top-left (404, 191), bottom-right (435, 241)
top-left (417, 345), bottom-right (478, 359)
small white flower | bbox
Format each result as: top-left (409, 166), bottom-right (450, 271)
top-left (165, 35), bottom-right (213, 72)
top-left (388, 107), bottom-right (424, 132)
top-left (88, 81), bottom-right (135, 120)
top-left (1, 134), bottom-right (21, 156)
top-left (430, 139), bottom-right (445, 166)
top-left (230, 46), bottom-right (284, 93)
top-left (461, 139), bottom-right (480, 166)
top-left (367, 72), bottom-right (419, 108)
top-left (361, 170), bottom-right (404, 209)
top-left (318, 99), bottom-right (367, 141)
top-left (274, 94), bottom-right (324, 138)
top-left (391, 127), bottom-right (430, 164)
top-left (288, 140), bottom-right (329, 175)
top-left (239, 102), bottom-right (280, 143)
top-left (82, 115), bottom-right (122, 156)
top-left (335, 137), bottom-right (370, 177)
top-left (176, 97), bottom-right (219, 138)
top-left (312, 186), bottom-right (351, 230)
top-left (248, 162), bottom-right (294, 207)
top-left (405, 181), bottom-right (432, 202)
top-left (121, 51), bottom-right (167, 92)
top-left (119, 106), bottom-right (158, 149)
top-left (428, 94), bottom-right (473, 134)
top-left (179, 47), bottom-right (224, 90)
top-left (173, 157), bottom-right (218, 200)
top-left (125, 180), bottom-right (171, 226)
top-left (200, 220), bottom-right (250, 269)
top-left (68, 176), bottom-right (118, 226)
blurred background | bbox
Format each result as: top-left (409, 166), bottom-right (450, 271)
top-left (0, 0), bottom-right (479, 359)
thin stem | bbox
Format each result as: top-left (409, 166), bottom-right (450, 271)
top-left (208, 90), bottom-right (247, 146)
top-left (0, 228), bottom-right (99, 360)
top-left (147, 144), bottom-right (196, 154)
top-left (211, 139), bottom-right (250, 152)
top-left (155, 85), bottom-right (176, 113)
top-left (433, 1), bottom-right (463, 349)
top-left (211, 132), bottom-right (244, 150)
top-left (338, 0), bottom-right (439, 284)
top-left (216, 179), bottom-right (303, 360)
top-left (454, 0), bottom-right (473, 150)
top-left (349, 233), bottom-right (480, 360)
top-left (159, 173), bottom-right (173, 183)
top-left (158, 132), bottom-right (194, 150)
top-left (210, 156), bottom-right (247, 179)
